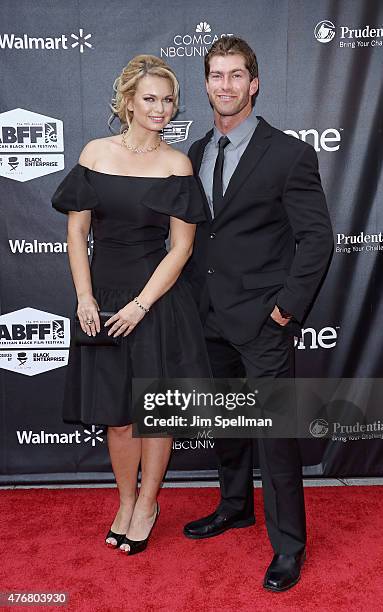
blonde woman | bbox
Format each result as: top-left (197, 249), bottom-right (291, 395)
top-left (52, 55), bottom-right (211, 555)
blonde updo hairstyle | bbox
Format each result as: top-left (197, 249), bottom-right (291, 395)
top-left (110, 55), bottom-right (180, 131)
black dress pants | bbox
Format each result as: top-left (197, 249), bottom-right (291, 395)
top-left (204, 306), bottom-right (306, 555)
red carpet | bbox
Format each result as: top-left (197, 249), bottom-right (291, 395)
top-left (1, 486), bottom-right (382, 612)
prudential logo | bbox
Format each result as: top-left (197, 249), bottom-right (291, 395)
top-left (309, 419), bottom-right (329, 438)
top-left (314, 20), bottom-right (383, 49)
top-left (314, 20), bottom-right (336, 43)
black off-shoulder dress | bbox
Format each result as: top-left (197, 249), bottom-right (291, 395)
top-left (51, 164), bottom-right (211, 426)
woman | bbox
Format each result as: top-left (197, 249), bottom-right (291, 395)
top-left (51, 55), bottom-right (211, 555)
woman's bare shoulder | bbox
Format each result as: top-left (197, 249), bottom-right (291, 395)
top-left (78, 136), bottom-right (120, 168)
top-left (163, 144), bottom-right (193, 176)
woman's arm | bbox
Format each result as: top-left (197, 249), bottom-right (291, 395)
top-left (67, 210), bottom-right (100, 336)
top-left (139, 216), bottom-right (195, 307)
top-left (67, 142), bottom-right (102, 336)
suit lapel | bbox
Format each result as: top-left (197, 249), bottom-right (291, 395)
top-left (219, 116), bottom-right (272, 212)
top-left (191, 129), bottom-right (213, 174)
top-left (189, 129), bottom-right (214, 222)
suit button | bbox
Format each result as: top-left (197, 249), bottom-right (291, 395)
top-left (210, 233), bottom-right (216, 239)
top-left (207, 268), bottom-right (215, 274)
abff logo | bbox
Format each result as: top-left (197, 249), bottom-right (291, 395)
top-left (0, 307), bottom-right (70, 376)
top-left (0, 108), bottom-right (63, 150)
top-left (0, 108), bottom-right (64, 181)
top-left (314, 20), bottom-right (336, 43)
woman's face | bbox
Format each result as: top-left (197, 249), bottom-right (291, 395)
top-left (127, 74), bottom-right (175, 132)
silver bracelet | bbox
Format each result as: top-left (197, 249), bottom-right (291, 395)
top-left (134, 296), bottom-right (150, 313)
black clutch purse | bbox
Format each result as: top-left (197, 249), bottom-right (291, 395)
top-left (73, 311), bottom-right (122, 346)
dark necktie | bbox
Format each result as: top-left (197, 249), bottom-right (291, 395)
top-left (212, 135), bottom-right (230, 216)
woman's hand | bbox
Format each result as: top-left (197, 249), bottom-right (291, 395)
top-left (104, 300), bottom-right (147, 338)
top-left (77, 295), bottom-right (100, 336)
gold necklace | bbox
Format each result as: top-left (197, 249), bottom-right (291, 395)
top-left (121, 129), bottom-right (161, 154)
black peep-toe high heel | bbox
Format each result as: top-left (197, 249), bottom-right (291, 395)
top-left (119, 503), bottom-right (160, 556)
top-left (105, 529), bottom-right (127, 549)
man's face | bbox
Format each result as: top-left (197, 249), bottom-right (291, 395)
top-left (205, 53), bottom-right (258, 117)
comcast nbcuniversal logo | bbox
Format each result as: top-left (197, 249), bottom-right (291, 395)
top-left (0, 28), bottom-right (93, 52)
top-left (314, 20), bottom-right (336, 43)
top-left (196, 22), bottom-right (211, 33)
top-left (161, 21), bottom-right (233, 58)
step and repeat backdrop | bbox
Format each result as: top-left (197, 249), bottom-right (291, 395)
top-left (0, 0), bottom-right (382, 483)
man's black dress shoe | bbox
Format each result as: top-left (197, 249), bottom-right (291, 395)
top-left (183, 509), bottom-right (255, 539)
top-left (263, 548), bottom-right (306, 592)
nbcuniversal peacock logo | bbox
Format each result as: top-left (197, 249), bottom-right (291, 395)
top-left (160, 22), bottom-right (233, 58)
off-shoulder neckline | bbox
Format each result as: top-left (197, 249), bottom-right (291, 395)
top-left (77, 163), bottom-right (193, 180)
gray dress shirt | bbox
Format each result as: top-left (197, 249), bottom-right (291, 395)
top-left (199, 110), bottom-right (259, 218)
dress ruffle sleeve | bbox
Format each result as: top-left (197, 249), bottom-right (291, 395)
top-left (51, 164), bottom-right (99, 213)
top-left (141, 175), bottom-right (207, 223)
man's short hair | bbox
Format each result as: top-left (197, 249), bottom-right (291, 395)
top-left (204, 36), bottom-right (259, 81)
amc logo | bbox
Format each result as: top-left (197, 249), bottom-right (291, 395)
top-left (295, 326), bottom-right (339, 350)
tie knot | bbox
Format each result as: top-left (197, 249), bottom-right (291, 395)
top-left (218, 135), bottom-right (230, 150)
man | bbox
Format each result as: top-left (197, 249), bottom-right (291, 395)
top-left (183, 36), bottom-right (334, 591)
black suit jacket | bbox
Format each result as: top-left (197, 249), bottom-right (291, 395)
top-left (184, 116), bottom-right (334, 345)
